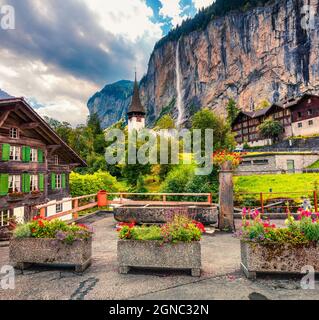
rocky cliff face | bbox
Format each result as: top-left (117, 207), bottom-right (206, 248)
top-left (0, 89), bottom-right (12, 99)
top-left (87, 80), bottom-right (133, 128)
top-left (140, 0), bottom-right (319, 126)
top-left (89, 0), bottom-right (319, 128)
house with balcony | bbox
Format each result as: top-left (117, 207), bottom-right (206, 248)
top-left (0, 97), bottom-right (86, 227)
top-left (232, 94), bottom-right (319, 147)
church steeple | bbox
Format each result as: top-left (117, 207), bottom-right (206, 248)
top-left (127, 72), bottom-right (146, 131)
top-left (128, 72), bottom-right (145, 116)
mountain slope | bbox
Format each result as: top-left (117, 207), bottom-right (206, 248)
top-left (87, 80), bottom-right (134, 129)
top-left (0, 89), bottom-right (12, 99)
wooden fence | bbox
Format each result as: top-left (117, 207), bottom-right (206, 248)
top-left (34, 192), bottom-right (217, 221)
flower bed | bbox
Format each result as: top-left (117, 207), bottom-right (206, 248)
top-left (117, 215), bottom-right (204, 277)
top-left (239, 208), bottom-right (319, 279)
top-left (10, 217), bottom-right (93, 272)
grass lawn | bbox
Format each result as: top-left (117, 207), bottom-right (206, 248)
top-left (234, 173), bottom-right (319, 202)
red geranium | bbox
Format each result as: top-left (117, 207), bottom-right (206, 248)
top-left (192, 220), bottom-right (206, 233)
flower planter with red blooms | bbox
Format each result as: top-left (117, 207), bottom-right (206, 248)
top-left (116, 215), bottom-right (204, 277)
top-left (10, 216), bottom-right (93, 273)
top-left (239, 208), bottom-right (319, 279)
top-left (212, 150), bottom-right (245, 169)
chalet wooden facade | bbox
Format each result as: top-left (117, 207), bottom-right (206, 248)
top-left (232, 94), bottom-right (319, 147)
top-left (0, 97), bottom-right (86, 226)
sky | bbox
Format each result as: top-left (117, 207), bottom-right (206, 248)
top-left (0, 0), bottom-right (213, 126)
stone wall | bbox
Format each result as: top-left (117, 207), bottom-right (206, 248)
top-left (237, 153), bottom-right (319, 175)
top-left (114, 206), bottom-right (219, 226)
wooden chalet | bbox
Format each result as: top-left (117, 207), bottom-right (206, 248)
top-left (0, 97), bottom-right (86, 226)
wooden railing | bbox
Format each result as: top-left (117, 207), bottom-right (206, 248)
top-left (33, 192), bottom-right (217, 221)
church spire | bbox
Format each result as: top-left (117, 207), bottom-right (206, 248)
top-left (127, 71), bottom-right (145, 116)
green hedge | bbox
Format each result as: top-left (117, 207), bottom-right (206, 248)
top-left (69, 171), bottom-right (121, 197)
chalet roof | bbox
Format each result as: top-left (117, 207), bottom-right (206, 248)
top-left (127, 75), bottom-right (145, 115)
top-left (0, 97), bottom-right (86, 167)
top-left (232, 93), bottom-right (319, 126)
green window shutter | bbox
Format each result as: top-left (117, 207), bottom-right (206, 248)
top-left (62, 174), bottom-right (66, 189)
top-left (22, 174), bottom-right (30, 193)
top-left (51, 173), bottom-right (56, 190)
top-left (39, 174), bottom-right (44, 192)
top-left (2, 144), bottom-right (10, 161)
top-left (22, 146), bottom-right (31, 163)
top-left (0, 174), bottom-right (9, 196)
top-left (38, 149), bottom-right (44, 163)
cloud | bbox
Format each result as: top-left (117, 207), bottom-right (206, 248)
top-left (159, 0), bottom-right (188, 26)
top-left (192, 0), bottom-right (214, 10)
top-left (0, 0), bottom-right (163, 125)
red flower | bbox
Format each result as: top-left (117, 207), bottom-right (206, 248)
top-left (38, 220), bottom-right (44, 227)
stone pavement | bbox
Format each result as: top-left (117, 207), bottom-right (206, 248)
top-left (0, 215), bottom-right (319, 300)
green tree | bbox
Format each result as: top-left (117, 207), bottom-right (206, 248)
top-left (258, 118), bottom-right (284, 142)
top-left (155, 114), bottom-right (176, 130)
top-left (226, 98), bottom-right (240, 125)
top-left (191, 108), bottom-right (235, 150)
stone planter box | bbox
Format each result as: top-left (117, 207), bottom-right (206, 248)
top-left (118, 240), bottom-right (201, 277)
top-left (10, 238), bottom-right (92, 273)
top-left (241, 240), bottom-right (319, 279)
top-left (114, 206), bottom-right (218, 225)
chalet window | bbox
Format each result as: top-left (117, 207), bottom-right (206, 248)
top-left (30, 175), bottom-right (38, 191)
top-left (0, 209), bottom-right (10, 227)
top-left (30, 148), bottom-right (38, 162)
top-left (56, 203), bottom-right (63, 213)
top-left (298, 122), bottom-right (303, 128)
top-left (308, 109), bottom-right (313, 116)
top-left (55, 174), bottom-right (62, 189)
top-left (297, 112), bottom-right (302, 118)
top-left (9, 175), bottom-right (21, 193)
top-left (9, 146), bottom-right (20, 161)
top-left (54, 155), bottom-right (59, 165)
top-left (309, 120), bottom-right (314, 126)
top-left (9, 128), bottom-right (19, 139)
top-left (253, 159), bottom-right (269, 165)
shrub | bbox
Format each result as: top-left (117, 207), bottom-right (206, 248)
top-left (69, 171), bottom-right (121, 197)
top-left (13, 216), bottom-right (93, 244)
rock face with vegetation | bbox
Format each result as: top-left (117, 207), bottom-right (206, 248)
top-left (87, 80), bottom-right (133, 129)
top-left (88, 0), bottom-right (319, 128)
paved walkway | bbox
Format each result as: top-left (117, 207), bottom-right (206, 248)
top-left (0, 215), bottom-right (318, 300)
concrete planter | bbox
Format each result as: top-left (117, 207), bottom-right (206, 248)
top-left (241, 240), bottom-right (319, 279)
top-left (10, 238), bottom-right (92, 273)
top-left (114, 206), bottom-right (218, 225)
top-left (117, 240), bottom-right (201, 277)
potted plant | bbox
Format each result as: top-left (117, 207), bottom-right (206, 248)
top-left (30, 190), bottom-right (42, 198)
top-left (8, 192), bottom-right (25, 201)
top-left (239, 208), bottom-right (319, 279)
top-left (10, 216), bottom-right (93, 272)
top-left (117, 214), bottom-right (205, 277)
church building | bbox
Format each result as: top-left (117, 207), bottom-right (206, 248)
top-left (127, 75), bottom-right (146, 132)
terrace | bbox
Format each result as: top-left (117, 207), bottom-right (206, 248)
top-left (1, 213), bottom-right (318, 300)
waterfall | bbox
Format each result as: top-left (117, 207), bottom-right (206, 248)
top-left (176, 39), bottom-right (184, 127)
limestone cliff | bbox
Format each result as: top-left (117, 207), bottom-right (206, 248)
top-left (89, 0), bottom-right (319, 128)
top-left (140, 0), bottom-right (319, 125)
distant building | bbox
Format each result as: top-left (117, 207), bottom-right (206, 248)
top-left (0, 97), bottom-right (86, 226)
top-left (237, 152), bottom-right (319, 175)
top-left (232, 94), bottom-right (319, 147)
top-left (127, 74), bottom-right (146, 132)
